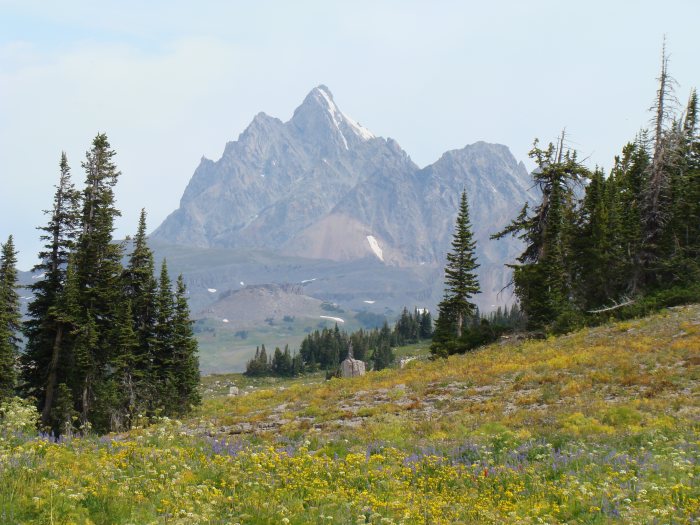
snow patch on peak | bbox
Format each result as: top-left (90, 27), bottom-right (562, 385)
top-left (366, 235), bottom-right (384, 262)
top-left (363, 300), bottom-right (375, 304)
top-left (207, 288), bottom-right (217, 293)
top-left (320, 315), bottom-right (344, 323)
top-left (313, 86), bottom-right (375, 145)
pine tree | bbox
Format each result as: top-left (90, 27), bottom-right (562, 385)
top-left (151, 259), bottom-right (175, 414)
top-left (170, 275), bottom-right (200, 414)
top-left (572, 168), bottom-right (611, 308)
top-left (246, 346), bottom-right (269, 376)
top-left (492, 136), bottom-right (588, 329)
top-left (662, 88), bottom-right (700, 285)
top-left (610, 138), bottom-right (649, 294)
top-left (104, 299), bottom-right (139, 430)
top-left (371, 322), bottom-right (394, 371)
top-left (438, 190), bottom-right (480, 338)
top-left (123, 209), bottom-right (158, 410)
top-left (72, 133), bottom-right (126, 430)
top-left (419, 310), bottom-right (433, 339)
top-left (21, 152), bottom-right (81, 426)
top-left (0, 236), bottom-right (21, 401)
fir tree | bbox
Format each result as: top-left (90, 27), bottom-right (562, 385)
top-left (170, 275), bottom-right (200, 414)
top-left (419, 310), bottom-right (433, 339)
top-left (151, 259), bottom-right (175, 413)
top-left (439, 190), bottom-right (480, 338)
top-left (0, 236), bottom-right (20, 401)
top-left (371, 322), bottom-right (394, 371)
top-left (21, 152), bottom-right (81, 426)
top-left (123, 210), bottom-right (158, 410)
top-left (492, 136), bottom-right (588, 329)
top-left (72, 133), bottom-right (126, 429)
top-left (104, 299), bottom-right (139, 430)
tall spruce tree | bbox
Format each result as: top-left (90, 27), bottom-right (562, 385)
top-left (436, 190), bottom-right (480, 339)
top-left (72, 133), bottom-right (126, 430)
top-left (123, 209), bottom-right (158, 411)
top-left (21, 152), bottom-right (82, 426)
top-left (609, 138), bottom-right (649, 295)
top-left (0, 236), bottom-right (21, 401)
top-left (170, 275), bottom-right (200, 414)
top-left (492, 137), bottom-right (588, 329)
top-left (371, 321), bottom-right (394, 371)
top-left (106, 299), bottom-right (139, 429)
top-left (151, 259), bottom-right (175, 413)
top-left (662, 89), bottom-right (700, 285)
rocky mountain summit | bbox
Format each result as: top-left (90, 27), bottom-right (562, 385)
top-left (152, 86), bottom-right (537, 312)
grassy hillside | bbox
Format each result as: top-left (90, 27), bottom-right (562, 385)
top-left (1, 305), bottom-right (698, 524)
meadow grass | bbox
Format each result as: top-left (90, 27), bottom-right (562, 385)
top-left (1, 305), bottom-right (698, 524)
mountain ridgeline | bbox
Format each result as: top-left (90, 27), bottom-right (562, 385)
top-left (152, 86), bottom-right (537, 312)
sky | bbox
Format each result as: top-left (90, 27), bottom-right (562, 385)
top-left (1, 0), bottom-right (698, 270)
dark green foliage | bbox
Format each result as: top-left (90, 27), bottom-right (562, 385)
top-left (122, 209), bottom-right (158, 410)
top-left (491, 52), bottom-right (700, 334)
top-left (245, 345), bottom-right (270, 376)
top-left (441, 191), bottom-right (480, 337)
top-left (370, 322), bottom-right (394, 371)
top-left (432, 303), bottom-right (525, 358)
top-left (170, 275), bottom-right (201, 415)
top-left (71, 134), bottom-right (126, 429)
top-left (255, 304), bottom-right (429, 377)
top-left (21, 152), bottom-right (81, 427)
top-left (492, 136), bottom-right (589, 330)
top-left (18, 134), bottom-right (200, 435)
top-left (394, 307), bottom-right (432, 345)
top-left (0, 236), bottom-right (21, 401)
top-left (271, 345), bottom-right (294, 377)
top-left (431, 190), bottom-right (481, 356)
top-left (151, 260), bottom-right (175, 413)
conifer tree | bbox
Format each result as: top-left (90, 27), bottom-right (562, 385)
top-left (106, 299), bottom-right (140, 429)
top-left (151, 259), bottom-right (175, 413)
top-left (170, 275), bottom-right (200, 414)
top-left (609, 138), bottom-right (649, 294)
top-left (437, 190), bottom-right (480, 338)
top-left (245, 346), bottom-right (269, 376)
top-left (492, 136), bottom-right (588, 328)
top-left (21, 152), bottom-right (81, 426)
top-left (663, 89), bottom-right (700, 284)
top-left (642, 42), bottom-right (678, 279)
top-left (123, 209), bottom-right (158, 409)
top-left (371, 322), bottom-right (394, 371)
top-left (419, 310), bottom-right (433, 339)
top-left (72, 133), bottom-right (126, 429)
top-left (0, 236), bottom-right (20, 401)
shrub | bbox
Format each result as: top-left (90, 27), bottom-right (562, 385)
top-left (0, 396), bottom-right (39, 438)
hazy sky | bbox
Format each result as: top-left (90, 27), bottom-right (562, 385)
top-left (1, 0), bottom-right (698, 269)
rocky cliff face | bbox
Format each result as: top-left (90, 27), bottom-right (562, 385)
top-left (153, 86), bottom-right (418, 252)
top-left (152, 86), bottom-right (537, 310)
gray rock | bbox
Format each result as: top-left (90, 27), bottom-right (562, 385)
top-left (151, 85), bottom-right (537, 313)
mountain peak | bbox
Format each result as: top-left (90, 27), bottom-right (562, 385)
top-left (292, 85), bottom-right (375, 147)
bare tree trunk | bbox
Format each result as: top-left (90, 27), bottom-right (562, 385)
top-left (41, 324), bottom-right (64, 426)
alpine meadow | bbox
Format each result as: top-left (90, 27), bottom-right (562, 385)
top-left (1, 5), bottom-right (700, 524)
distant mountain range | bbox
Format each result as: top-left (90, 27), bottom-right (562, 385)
top-left (149, 86), bottom-right (537, 370)
top-left (153, 85), bottom-right (535, 306)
